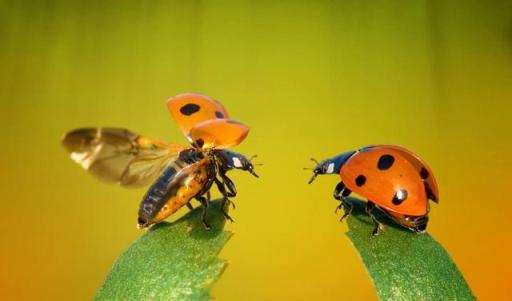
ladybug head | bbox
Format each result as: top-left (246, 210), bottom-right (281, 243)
top-left (307, 151), bottom-right (356, 184)
top-left (214, 150), bottom-right (260, 178)
top-left (240, 154), bottom-right (260, 178)
top-left (308, 158), bottom-right (335, 184)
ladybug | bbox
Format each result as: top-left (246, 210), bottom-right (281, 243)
top-left (308, 145), bottom-right (439, 236)
top-left (62, 93), bottom-right (259, 230)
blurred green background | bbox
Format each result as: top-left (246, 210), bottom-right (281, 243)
top-left (1, 0), bottom-right (511, 300)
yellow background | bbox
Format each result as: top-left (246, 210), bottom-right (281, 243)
top-left (1, 1), bottom-right (511, 300)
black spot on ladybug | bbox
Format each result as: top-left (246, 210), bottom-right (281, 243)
top-left (215, 111), bottom-right (225, 118)
top-left (355, 175), bottom-right (366, 187)
top-left (424, 182), bottom-right (438, 202)
top-left (420, 168), bottom-right (429, 179)
top-left (392, 189), bottom-right (408, 205)
top-left (180, 103), bottom-right (200, 116)
top-left (194, 138), bottom-right (205, 148)
top-left (377, 154), bottom-right (395, 170)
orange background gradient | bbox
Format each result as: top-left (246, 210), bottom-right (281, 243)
top-left (1, 1), bottom-right (511, 300)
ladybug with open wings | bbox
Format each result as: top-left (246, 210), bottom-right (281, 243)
top-left (62, 93), bottom-right (258, 229)
top-left (308, 145), bottom-right (439, 236)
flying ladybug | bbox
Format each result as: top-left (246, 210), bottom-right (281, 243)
top-left (62, 93), bottom-right (259, 229)
top-left (308, 145), bottom-right (439, 237)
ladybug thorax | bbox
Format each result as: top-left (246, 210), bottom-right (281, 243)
top-left (320, 151), bottom-right (356, 175)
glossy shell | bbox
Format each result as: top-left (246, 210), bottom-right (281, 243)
top-left (167, 93), bottom-right (230, 140)
top-left (189, 119), bottom-right (249, 149)
top-left (340, 146), bottom-right (438, 216)
top-left (378, 145), bottom-right (439, 202)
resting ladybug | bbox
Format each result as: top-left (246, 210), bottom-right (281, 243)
top-left (308, 145), bottom-right (439, 236)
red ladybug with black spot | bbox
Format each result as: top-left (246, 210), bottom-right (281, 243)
top-left (308, 145), bottom-right (439, 236)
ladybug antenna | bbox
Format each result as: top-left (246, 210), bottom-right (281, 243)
top-left (248, 154), bottom-right (261, 178)
top-left (305, 158), bottom-right (319, 174)
top-left (249, 154), bottom-right (263, 166)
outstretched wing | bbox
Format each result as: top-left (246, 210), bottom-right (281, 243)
top-left (189, 119), bottom-right (249, 149)
top-left (62, 127), bottom-right (188, 188)
top-left (166, 93), bottom-right (230, 142)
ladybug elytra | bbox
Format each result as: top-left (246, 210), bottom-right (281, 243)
top-left (309, 145), bottom-right (439, 237)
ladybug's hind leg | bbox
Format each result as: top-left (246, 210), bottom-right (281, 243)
top-left (333, 182), bottom-right (353, 222)
top-left (366, 201), bottom-right (383, 237)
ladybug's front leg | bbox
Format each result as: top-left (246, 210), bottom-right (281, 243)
top-left (219, 171), bottom-right (237, 209)
top-left (213, 177), bottom-right (235, 223)
top-left (333, 182), bottom-right (353, 222)
top-left (219, 172), bottom-right (237, 198)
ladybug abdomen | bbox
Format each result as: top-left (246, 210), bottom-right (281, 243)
top-left (340, 147), bottom-right (428, 216)
top-left (138, 157), bottom-right (213, 226)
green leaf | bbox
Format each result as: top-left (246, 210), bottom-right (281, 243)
top-left (345, 198), bottom-right (476, 301)
top-left (95, 200), bottom-right (232, 301)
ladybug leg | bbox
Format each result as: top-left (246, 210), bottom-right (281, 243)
top-left (219, 172), bottom-right (237, 209)
top-left (338, 189), bottom-right (353, 221)
top-left (340, 199), bottom-right (353, 222)
top-left (220, 198), bottom-right (234, 223)
top-left (333, 182), bottom-right (345, 213)
top-left (195, 195), bottom-right (212, 230)
top-left (333, 182), bottom-right (345, 202)
top-left (333, 182), bottom-right (353, 221)
top-left (186, 202), bottom-right (194, 211)
top-left (366, 201), bottom-right (383, 237)
top-left (220, 172), bottom-right (237, 198)
top-left (206, 190), bottom-right (211, 201)
top-left (214, 177), bottom-right (234, 222)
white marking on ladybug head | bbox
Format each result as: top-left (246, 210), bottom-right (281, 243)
top-left (233, 157), bottom-right (243, 168)
top-left (326, 163), bottom-right (335, 173)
